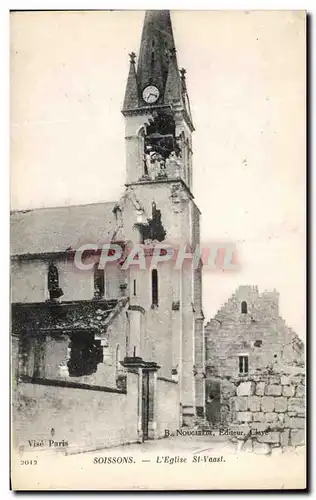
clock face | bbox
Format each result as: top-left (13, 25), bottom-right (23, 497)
top-left (142, 85), bottom-right (160, 104)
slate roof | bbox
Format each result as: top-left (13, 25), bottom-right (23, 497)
top-left (10, 201), bottom-right (119, 256)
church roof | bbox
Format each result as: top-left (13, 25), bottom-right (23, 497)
top-left (10, 201), bottom-right (119, 256)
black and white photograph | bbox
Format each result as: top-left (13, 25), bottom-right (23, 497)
top-left (10, 9), bottom-right (306, 490)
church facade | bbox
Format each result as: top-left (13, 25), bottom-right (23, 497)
top-left (11, 11), bottom-right (205, 453)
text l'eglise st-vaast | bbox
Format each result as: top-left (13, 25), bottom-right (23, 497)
top-left (93, 455), bottom-right (225, 464)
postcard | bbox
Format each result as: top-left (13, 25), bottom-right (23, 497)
top-left (10, 10), bottom-right (306, 490)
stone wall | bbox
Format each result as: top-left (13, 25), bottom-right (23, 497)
top-left (12, 371), bottom-right (139, 454)
top-left (156, 377), bottom-right (180, 437)
top-left (205, 286), bottom-right (304, 379)
top-left (228, 368), bottom-right (305, 455)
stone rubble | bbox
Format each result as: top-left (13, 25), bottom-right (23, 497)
top-left (228, 369), bottom-right (305, 454)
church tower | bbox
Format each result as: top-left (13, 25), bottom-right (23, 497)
top-left (122, 10), bottom-right (194, 189)
top-left (120, 10), bottom-right (205, 433)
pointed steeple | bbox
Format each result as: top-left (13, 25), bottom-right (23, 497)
top-left (123, 52), bottom-right (139, 111)
top-left (180, 67), bottom-right (193, 125)
top-left (122, 11), bottom-right (195, 188)
top-left (164, 48), bottom-right (183, 105)
top-left (122, 9), bottom-right (194, 131)
top-left (137, 10), bottom-right (177, 101)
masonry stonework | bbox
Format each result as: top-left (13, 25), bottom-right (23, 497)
top-left (205, 286), bottom-right (304, 429)
top-left (228, 368), bottom-right (305, 454)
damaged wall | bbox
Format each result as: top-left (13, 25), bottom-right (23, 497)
top-left (11, 260), bottom-right (49, 303)
top-left (11, 300), bottom-right (136, 454)
top-left (12, 370), bottom-right (139, 454)
top-left (11, 259), bottom-right (123, 303)
top-left (124, 109), bottom-right (193, 189)
top-left (205, 286), bottom-right (304, 380)
top-left (12, 298), bottom-right (129, 389)
top-left (227, 368), bottom-right (305, 455)
top-left (122, 182), bottom-right (198, 248)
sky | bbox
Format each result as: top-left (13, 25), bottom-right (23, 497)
top-left (10, 10), bottom-right (306, 338)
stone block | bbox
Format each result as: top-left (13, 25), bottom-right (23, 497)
top-left (274, 397), bottom-right (287, 413)
top-left (261, 396), bottom-right (275, 412)
top-left (290, 429), bottom-right (305, 446)
top-left (253, 412), bottom-right (266, 422)
top-left (257, 431), bottom-right (280, 444)
top-left (265, 412), bottom-right (278, 423)
top-left (237, 381), bottom-right (255, 396)
top-left (233, 396), bottom-right (248, 412)
top-left (290, 375), bottom-right (302, 385)
top-left (256, 382), bottom-right (265, 396)
top-left (269, 376), bottom-right (280, 385)
top-left (253, 441), bottom-right (271, 455)
top-left (281, 375), bottom-right (290, 386)
top-left (282, 385), bottom-right (295, 397)
top-left (285, 415), bottom-right (305, 429)
top-left (280, 429), bottom-right (290, 447)
top-left (265, 385), bottom-right (282, 396)
top-left (247, 396), bottom-right (261, 412)
top-left (229, 424), bottom-right (250, 440)
top-left (270, 442), bottom-right (281, 448)
top-left (250, 422), bottom-right (269, 433)
top-left (278, 413), bottom-right (285, 425)
top-left (287, 398), bottom-right (305, 416)
top-left (295, 385), bottom-right (305, 398)
top-left (237, 411), bottom-right (252, 423)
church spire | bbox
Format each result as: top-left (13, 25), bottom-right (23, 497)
top-left (164, 48), bottom-right (183, 106)
top-left (123, 52), bottom-right (139, 110)
top-left (137, 10), bottom-right (176, 99)
top-left (122, 9), bottom-right (193, 128)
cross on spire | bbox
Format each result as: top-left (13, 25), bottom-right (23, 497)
top-left (129, 52), bottom-right (136, 64)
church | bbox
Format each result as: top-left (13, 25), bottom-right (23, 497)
top-left (11, 10), bottom-right (205, 453)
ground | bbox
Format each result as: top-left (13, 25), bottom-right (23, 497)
top-left (85, 433), bottom-right (232, 455)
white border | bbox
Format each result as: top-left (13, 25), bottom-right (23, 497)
top-left (2, 1), bottom-right (313, 496)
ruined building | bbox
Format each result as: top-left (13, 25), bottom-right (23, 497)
top-left (204, 286), bottom-right (304, 426)
top-left (11, 10), bottom-right (205, 453)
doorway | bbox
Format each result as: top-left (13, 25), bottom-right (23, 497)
top-left (205, 380), bottom-right (221, 426)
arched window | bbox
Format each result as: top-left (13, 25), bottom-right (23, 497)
top-left (94, 264), bottom-right (105, 299)
top-left (241, 301), bottom-right (248, 314)
top-left (48, 263), bottom-right (63, 300)
top-left (152, 269), bottom-right (158, 306)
